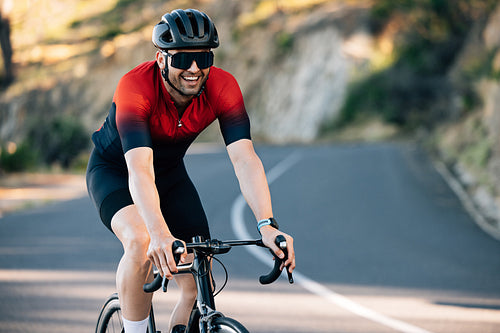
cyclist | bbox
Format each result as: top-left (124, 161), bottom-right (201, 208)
top-left (86, 8), bottom-right (296, 333)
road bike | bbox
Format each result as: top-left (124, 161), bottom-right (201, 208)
top-left (95, 235), bottom-right (293, 333)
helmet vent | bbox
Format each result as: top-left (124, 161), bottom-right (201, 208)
top-left (175, 17), bottom-right (187, 36)
top-left (162, 29), bottom-right (173, 43)
top-left (203, 19), bottom-right (209, 38)
top-left (188, 14), bottom-right (199, 38)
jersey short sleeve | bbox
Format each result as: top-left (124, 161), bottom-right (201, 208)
top-left (113, 69), bottom-right (153, 153)
top-left (211, 69), bottom-right (251, 146)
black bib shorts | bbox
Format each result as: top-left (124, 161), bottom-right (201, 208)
top-left (86, 149), bottom-right (210, 243)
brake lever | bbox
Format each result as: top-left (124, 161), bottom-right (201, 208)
top-left (143, 240), bottom-right (185, 293)
top-left (162, 241), bottom-right (186, 292)
top-left (276, 235), bottom-right (294, 284)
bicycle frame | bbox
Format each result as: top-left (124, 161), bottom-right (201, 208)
top-left (142, 235), bottom-right (291, 333)
top-left (181, 236), bottom-right (262, 332)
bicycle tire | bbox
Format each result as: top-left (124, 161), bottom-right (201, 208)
top-left (187, 307), bottom-right (201, 333)
top-left (95, 293), bottom-right (123, 333)
top-left (210, 317), bottom-right (249, 333)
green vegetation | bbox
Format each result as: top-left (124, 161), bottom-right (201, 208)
top-left (328, 0), bottom-right (498, 132)
top-left (431, 113), bottom-right (494, 190)
top-left (328, 69), bottom-right (452, 132)
top-left (461, 48), bottom-right (500, 82)
top-left (0, 116), bottom-right (89, 172)
top-left (0, 142), bottom-right (38, 172)
top-left (275, 31), bottom-right (294, 55)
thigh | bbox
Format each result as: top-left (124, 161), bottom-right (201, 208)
top-left (158, 167), bottom-right (210, 243)
top-left (86, 149), bottom-right (132, 232)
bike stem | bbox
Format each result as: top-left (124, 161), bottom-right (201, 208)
top-left (192, 236), bottom-right (217, 314)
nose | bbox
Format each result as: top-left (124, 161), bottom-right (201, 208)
top-left (187, 60), bottom-right (200, 72)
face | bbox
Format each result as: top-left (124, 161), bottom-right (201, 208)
top-left (157, 49), bottom-right (212, 96)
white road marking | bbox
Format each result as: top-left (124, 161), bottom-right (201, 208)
top-left (231, 152), bottom-right (434, 333)
top-left (433, 161), bottom-right (500, 241)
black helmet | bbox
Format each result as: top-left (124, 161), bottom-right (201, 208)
top-left (152, 9), bottom-right (219, 50)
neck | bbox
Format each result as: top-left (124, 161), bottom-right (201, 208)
top-left (167, 83), bottom-right (193, 109)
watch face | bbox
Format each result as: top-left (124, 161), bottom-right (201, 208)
top-left (269, 218), bottom-right (279, 229)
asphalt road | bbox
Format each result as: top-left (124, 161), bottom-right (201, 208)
top-left (1, 142), bottom-right (500, 333)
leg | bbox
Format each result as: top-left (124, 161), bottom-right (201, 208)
top-left (169, 255), bottom-right (197, 331)
top-left (157, 163), bottom-right (211, 332)
top-left (111, 204), bottom-right (153, 321)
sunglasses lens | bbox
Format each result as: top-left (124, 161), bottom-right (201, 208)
top-left (171, 52), bottom-right (213, 69)
top-left (171, 53), bottom-right (191, 69)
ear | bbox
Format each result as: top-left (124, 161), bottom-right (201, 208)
top-left (156, 51), bottom-right (166, 70)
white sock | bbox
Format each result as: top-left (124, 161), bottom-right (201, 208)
top-left (122, 316), bottom-right (149, 333)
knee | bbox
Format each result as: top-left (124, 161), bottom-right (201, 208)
top-left (111, 206), bottom-right (151, 257)
top-left (122, 230), bottom-right (150, 258)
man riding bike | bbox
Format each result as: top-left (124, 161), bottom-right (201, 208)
top-left (86, 8), bottom-right (295, 333)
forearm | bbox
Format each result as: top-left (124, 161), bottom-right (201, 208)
top-left (230, 145), bottom-right (273, 221)
top-left (129, 173), bottom-right (170, 235)
top-left (125, 149), bottom-right (171, 237)
top-left (227, 140), bottom-right (296, 271)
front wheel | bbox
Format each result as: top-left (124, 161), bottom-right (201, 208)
top-left (96, 293), bottom-right (156, 333)
top-left (95, 293), bottom-right (123, 333)
top-left (210, 317), bottom-right (249, 333)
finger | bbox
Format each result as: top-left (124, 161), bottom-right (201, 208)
top-left (275, 234), bottom-right (294, 271)
top-left (280, 256), bottom-right (295, 272)
top-left (158, 251), bottom-right (172, 279)
top-left (269, 237), bottom-right (285, 259)
top-left (285, 238), bottom-right (295, 271)
top-left (284, 248), bottom-right (295, 269)
top-left (165, 249), bottom-right (178, 274)
top-left (147, 252), bottom-right (163, 277)
top-left (286, 258), bottom-right (296, 272)
top-left (179, 240), bottom-right (188, 263)
top-left (273, 246), bottom-right (285, 260)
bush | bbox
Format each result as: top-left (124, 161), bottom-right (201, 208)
top-left (275, 32), bottom-right (294, 55)
top-left (331, 65), bottom-right (453, 132)
top-left (0, 142), bottom-right (38, 172)
top-left (1, 115), bottom-right (90, 172)
top-left (26, 115), bottom-right (90, 168)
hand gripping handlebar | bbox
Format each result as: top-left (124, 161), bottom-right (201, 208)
top-left (259, 235), bottom-right (294, 284)
top-left (143, 236), bottom-right (293, 293)
top-left (143, 240), bottom-right (185, 293)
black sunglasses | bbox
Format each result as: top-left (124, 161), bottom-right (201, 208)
top-left (163, 51), bottom-right (214, 70)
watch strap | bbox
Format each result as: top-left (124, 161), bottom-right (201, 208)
top-left (257, 217), bottom-right (279, 233)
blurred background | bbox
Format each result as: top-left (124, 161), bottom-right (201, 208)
top-left (1, 2), bottom-right (500, 332)
top-left (0, 0), bottom-right (500, 220)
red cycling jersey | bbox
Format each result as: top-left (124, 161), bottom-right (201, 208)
top-left (92, 61), bottom-right (250, 172)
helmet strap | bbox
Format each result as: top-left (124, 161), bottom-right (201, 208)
top-left (161, 67), bottom-right (205, 98)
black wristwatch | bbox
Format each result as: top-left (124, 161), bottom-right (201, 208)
top-left (257, 217), bottom-right (279, 234)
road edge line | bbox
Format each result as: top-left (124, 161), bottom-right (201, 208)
top-left (433, 161), bottom-right (500, 242)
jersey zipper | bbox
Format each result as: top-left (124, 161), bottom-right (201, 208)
top-left (173, 116), bottom-right (181, 142)
top-left (173, 106), bottom-right (187, 141)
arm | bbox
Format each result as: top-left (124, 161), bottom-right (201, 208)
top-left (227, 139), bottom-right (295, 272)
top-left (124, 147), bottom-right (186, 279)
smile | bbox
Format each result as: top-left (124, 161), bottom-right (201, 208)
top-left (182, 76), bottom-right (200, 82)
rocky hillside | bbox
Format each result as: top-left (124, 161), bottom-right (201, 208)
top-left (433, 3), bottom-right (500, 226)
top-left (0, 0), bottom-right (373, 145)
top-left (1, 0), bottom-right (500, 229)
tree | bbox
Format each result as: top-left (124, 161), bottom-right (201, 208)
top-left (0, 2), bottom-right (13, 87)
